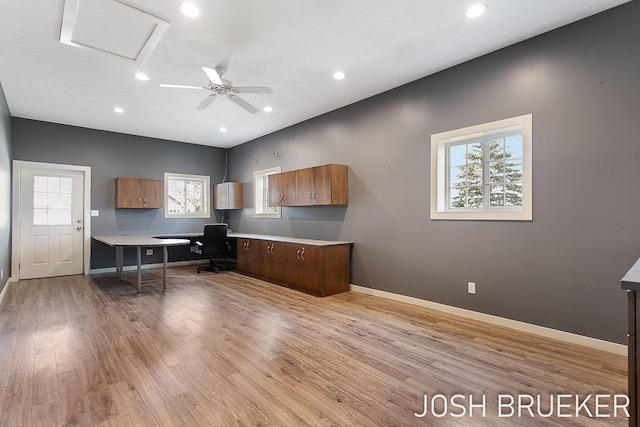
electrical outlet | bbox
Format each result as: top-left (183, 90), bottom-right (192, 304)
top-left (146, 249), bottom-right (153, 256)
top-left (467, 282), bottom-right (476, 294)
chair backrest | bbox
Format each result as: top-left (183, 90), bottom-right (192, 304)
top-left (201, 223), bottom-right (228, 257)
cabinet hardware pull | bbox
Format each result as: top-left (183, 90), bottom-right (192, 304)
top-left (301, 249), bottom-right (305, 260)
top-left (296, 249), bottom-right (301, 259)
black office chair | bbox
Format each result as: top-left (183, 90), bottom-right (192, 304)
top-left (195, 223), bottom-right (229, 273)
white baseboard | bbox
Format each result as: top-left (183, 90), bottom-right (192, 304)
top-left (350, 284), bottom-right (626, 356)
top-left (0, 279), bottom-right (10, 305)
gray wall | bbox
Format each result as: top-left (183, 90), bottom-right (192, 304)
top-left (225, 2), bottom-right (640, 344)
top-left (0, 83), bottom-right (10, 293)
top-left (11, 119), bottom-right (227, 268)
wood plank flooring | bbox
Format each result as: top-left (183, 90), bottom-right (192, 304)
top-left (0, 266), bottom-right (628, 426)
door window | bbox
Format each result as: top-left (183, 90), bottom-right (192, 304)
top-left (33, 175), bottom-right (74, 225)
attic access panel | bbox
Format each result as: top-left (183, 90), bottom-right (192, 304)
top-left (60, 0), bottom-right (170, 64)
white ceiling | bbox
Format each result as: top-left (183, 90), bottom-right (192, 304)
top-left (0, 0), bottom-right (629, 149)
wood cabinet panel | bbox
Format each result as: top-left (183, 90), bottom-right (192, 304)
top-left (259, 240), bottom-right (287, 283)
top-left (285, 244), bottom-right (321, 292)
top-left (115, 177), bottom-right (163, 208)
top-left (268, 170), bottom-right (296, 207)
top-left (236, 239), bottom-right (260, 276)
top-left (268, 164), bottom-right (348, 207)
top-left (214, 182), bottom-right (243, 210)
top-left (235, 236), bottom-right (351, 296)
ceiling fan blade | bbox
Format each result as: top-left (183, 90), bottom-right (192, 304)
top-left (234, 87), bottom-right (273, 94)
top-left (227, 94), bottom-right (259, 114)
top-left (202, 67), bottom-right (223, 85)
top-left (196, 94), bottom-right (217, 110)
top-left (159, 84), bottom-right (206, 90)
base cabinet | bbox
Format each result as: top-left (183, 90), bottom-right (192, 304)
top-left (237, 239), bottom-right (259, 276)
top-left (259, 240), bottom-right (287, 283)
top-left (236, 238), bottom-right (351, 296)
top-left (285, 244), bottom-right (321, 292)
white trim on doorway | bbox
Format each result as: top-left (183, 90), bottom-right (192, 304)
top-left (11, 160), bottom-right (92, 280)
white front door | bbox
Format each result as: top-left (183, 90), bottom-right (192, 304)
top-left (18, 167), bottom-right (85, 279)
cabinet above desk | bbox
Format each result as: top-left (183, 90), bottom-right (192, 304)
top-left (115, 177), bottom-right (163, 208)
top-left (268, 164), bottom-right (348, 207)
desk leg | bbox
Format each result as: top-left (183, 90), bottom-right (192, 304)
top-left (115, 246), bottom-right (122, 279)
top-left (136, 247), bottom-right (142, 293)
top-left (162, 245), bottom-right (168, 291)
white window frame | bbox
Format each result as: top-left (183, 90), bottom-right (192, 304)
top-left (164, 172), bottom-right (210, 218)
top-left (253, 167), bottom-right (281, 219)
top-left (430, 114), bottom-right (532, 221)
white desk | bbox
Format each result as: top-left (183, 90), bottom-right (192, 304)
top-left (94, 235), bottom-right (190, 292)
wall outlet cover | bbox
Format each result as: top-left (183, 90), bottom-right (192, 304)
top-left (468, 282), bottom-right (476, 294)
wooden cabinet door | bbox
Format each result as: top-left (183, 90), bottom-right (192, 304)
top-left (268, 171), bottom-right (296, 206)
top-left (294, 164), bottom-right (348, 206)
top-left (310, 165), bottom-right (331, 205)
top-left (142, 179), bottom-right (163, 208)
top-left (237, 239), bottom-right (259, 275)
top-left (294, 167), bottom-right (314, 206)
top-left (259, 240), bottom-right (286, 282)
top-left (314, 164), bottom-right (348, 205)
top-left (115, 178), bottom-right (144, 208)
top-left (115, 177), bottom-right (163, 208)
top-left (285, 244), bottom-right (321, 292)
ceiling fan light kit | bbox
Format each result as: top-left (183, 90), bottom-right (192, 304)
top-left (160, 66), bottom-right (272, 114)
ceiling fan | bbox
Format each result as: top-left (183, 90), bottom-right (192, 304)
top-left (159, 67), bottom-right (272, 114)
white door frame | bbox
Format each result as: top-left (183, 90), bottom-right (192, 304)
top-left (11, 160), bottom-right (92, 281)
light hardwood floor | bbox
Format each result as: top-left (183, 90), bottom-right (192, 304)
top-left (0, 266), bottom-right (628, 426)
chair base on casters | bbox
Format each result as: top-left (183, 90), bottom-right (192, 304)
top-left (197, 259), bottom-right (221, 274)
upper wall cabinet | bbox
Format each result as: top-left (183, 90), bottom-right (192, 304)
top-left (268, 170), bottom-right (297, 207)
top-left (115, 177), bottom-right (163, 208)
top-left (214, 182), bottom-right (243, 210)
top-left (268, 164), bottom-right (348, 207)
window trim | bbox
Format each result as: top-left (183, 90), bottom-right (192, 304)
top-left (430, 114), bottom-right (532, 221)
top-left (164, 172), bottom-right (210, 219)
top-left (253, 167), bottom-right (282, 219)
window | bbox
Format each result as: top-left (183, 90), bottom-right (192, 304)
top-left (253, 167), bottom-right (281, 218)
top-left (33, 175), bottom-right (73, 225)
top-left (164, 172), bottom-right (210, 218)
top-left (431, 114), bottom-right (532, 220)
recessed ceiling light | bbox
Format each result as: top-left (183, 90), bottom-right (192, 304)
top-left (466, 4), bottom-right (487, 18)
top-left (219, 127), bottom-right (228, 133)
top-left (113, 107), bottom-right (125, 114)
top-left (262, 106), bottom-right (273, 112)
top-left (134, 72), bottom-right (150, 81)
top-left (179, 3), bottom-right (200, 18)
top-left (333, 71), bottom-right (346, 80)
